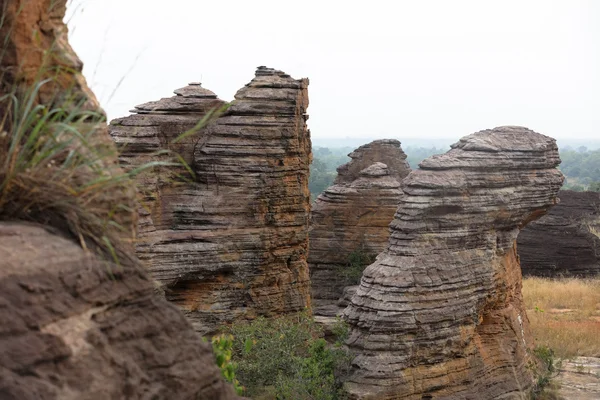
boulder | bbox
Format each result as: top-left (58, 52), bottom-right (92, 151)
top-left (309, 140), bottom-right (410, 317)
top-left (109, 67), bottom-right (312, 334)
top-left (0, 223), bottom-right (240, 400)
top-left (343, 126), bottom-right (564, 399)
top-left (518, 190), bottom-right (600, 277)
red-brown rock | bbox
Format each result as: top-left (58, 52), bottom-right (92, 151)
top-left (109, 67), bottom-right (312, 334)
top-left (343, 126), bottom-right (564, 399)
top-left (309, 140), bottom-right (410, 316)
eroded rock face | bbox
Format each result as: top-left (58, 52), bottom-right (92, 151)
top-left (309, 140), bottom-right (410, 317)
top-left (109, 67), bottom-right (312, 334)
top-left (0, 223), bottom-right (240, 400)
top-left (518, 190), bottom-right (600, 277)
top-left (0, 2), bottom-right (240, 398)
top-left (0, 0), bottom-right (100, 111)
top-left (343, 126), bottom-right (564, 399)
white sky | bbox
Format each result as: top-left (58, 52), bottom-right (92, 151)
top-left (67, 0), bottom-right (599, 143)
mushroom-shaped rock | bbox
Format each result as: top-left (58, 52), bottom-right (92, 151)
top-left (342, 126), bottom-right (564, 399)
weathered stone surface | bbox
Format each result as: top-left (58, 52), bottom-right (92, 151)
top-left (109, 67), bottom-right (312, 334)
top-left (0, 2), bottom-right (239, 398)
top-left (0, 223), bottom-right (240, 400)
top-left (309, 140), bottom-right (410, 317)
top-left (518, 190), bottom-right (600, 277)
top-left (0, 0), bottom-right (137, 246)
top-left (0, 0), bottom-right (100, 112)
top-left (335, 139), bottom-right (410, 184)
top-left (343, 126), bottom-right (564, 399)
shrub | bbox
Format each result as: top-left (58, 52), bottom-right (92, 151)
top-left (211, 334), bottom-right (244, 395)
top-left (528, 345), bottom-right (562, 400)
top-left (341, 246), bottom-right (376, 285)
top-left (227, 311), bottom-right (352, 399)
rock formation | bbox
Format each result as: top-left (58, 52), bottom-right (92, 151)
top-left (309, 140), bottom-right (410, 316)
top-left (343, 126), bottom-right (564, 399)
top-left (0, 223), bottom-right (240, 400)
top-left (518, 190), bottom-right (600, 277)
top-left (0, 1), bottom-right (240, 398)
top-left (109, 67), bottom-right (312, 334)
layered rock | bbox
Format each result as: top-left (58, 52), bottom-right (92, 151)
top-left (518, 190), bottom-right (600, 277)
top-left (109, 67), bottom-right (312, 334)
top-left (0, 1), bottom-right (239, 398)
top-left (335, 139), bottom-right (410, 184)
top-left (0, 223), bottom-right (240, 400)
top-left (309, 140), bottom-right (410, 316)
top-left (343, 126), bottom-right (564, 399)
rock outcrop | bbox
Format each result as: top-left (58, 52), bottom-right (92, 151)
top-left (309, 140), bottom-right (410, 316)
top-left (518, 190), bottom-right (600, 277)
top-left (0, 223), bottom-right (240, 400)
top-left (0, 2), bottom-right (241, 398)
top-left (343, 127), bottom-right (564, 399)
top-left (109, 67), bottom-right (312, 334)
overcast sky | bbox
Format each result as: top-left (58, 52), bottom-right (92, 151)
top-left (67, 0), bottom-right (599, 145)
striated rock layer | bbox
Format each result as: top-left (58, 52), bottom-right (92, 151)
top-left (0, 223), bottom-right (240, 400)
top-left (343, 127), bottom-right (564, 399)
top-left (0, 1), bottom-right (239, 398)
top-left (109, 67), bottom-right (312, 334)
top-left (518, 190), bottom-right (600, 277)
top-left (309, 140), bottom-right (410, 316)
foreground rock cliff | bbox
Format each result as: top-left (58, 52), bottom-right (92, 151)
top-left (309, 140), bottom-right (410, 316)
top-left (0, 224), bottom-right (239, 400)
top-left (343, 127), bottom-right (564, 399)
top-left (518, 190), bottom-right (600, 277)
top-left (109, 68), bottom-right (312, 334)
top-left (0, 1), bottom-right (239, 398)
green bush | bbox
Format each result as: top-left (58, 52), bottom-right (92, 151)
top-left (210, 334), bottom-right (244, 395)
top-left (226, 311), bottom-right (352, 399)
top-left (341, 247), bottom-right (376, 285)
top-left (528, 345), bottom-right (562, 400)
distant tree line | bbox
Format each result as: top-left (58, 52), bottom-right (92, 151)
top-left (559, 146), bottom-right (600, 191)
top-left (309, 145), bottom-right (600, 200)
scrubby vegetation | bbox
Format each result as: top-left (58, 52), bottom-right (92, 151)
top-left (528, 345), bottom-right (562, 400)
top-left (220, 312), bottom-right (352, 399)
top-left (559, 147), bottom-right (600, 191)
top-left (522, 277), bottom-right (600, 359)
top-left (340, 246), bottom-right (377, 285)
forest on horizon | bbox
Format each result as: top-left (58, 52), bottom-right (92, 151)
top-left (309, 144), bottom-right (600, 200)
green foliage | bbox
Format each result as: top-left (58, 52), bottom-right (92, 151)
top-left (559, 147), bottom-right (600, 191)
top-left (403, 146), bottom-right (447, 169)
top-left (211, 334), bottom-right (244, 395)
top-left (226, 311), bottom-right (352, 399)
top-left (331, 316), bottom-right (350, 346)
top-left (309, 147), bottom-right (352, 201)
top-left (528, 345), bottom-right (562, 400)
top-left (341, 246), bottom-right (376, 285)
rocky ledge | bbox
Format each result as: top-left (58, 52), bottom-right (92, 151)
top-left (343, 126), bottom-right (564, 399)
top-left (518, 190), bottom-right (600, 277)
top-left (309, 140), bottom-right (410, 316)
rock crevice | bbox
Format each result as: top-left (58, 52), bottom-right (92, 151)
top-left (309, 140), bottom-right (410, 316)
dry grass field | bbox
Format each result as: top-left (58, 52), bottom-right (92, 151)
top-left (522, 277), bottom-right (600, 359)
